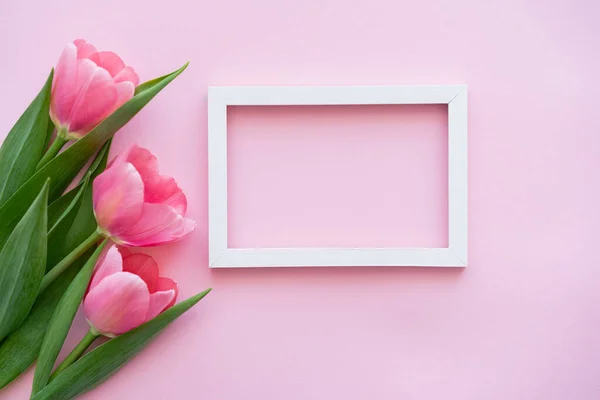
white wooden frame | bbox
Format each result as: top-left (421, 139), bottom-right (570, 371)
top-left (208, 85), bottom-right (468, 268)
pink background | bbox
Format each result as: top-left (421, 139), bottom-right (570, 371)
top-left (228, 104), bottom-right (449, 249)
top-left (1, 0), bottom-right (599, 399)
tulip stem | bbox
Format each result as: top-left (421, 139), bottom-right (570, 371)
top-left (40, 230), bottom-right (104, 292)
top-left (37, 136), bottom-right (68, 170)
top-left (50, 329), bottom-right (99, 381)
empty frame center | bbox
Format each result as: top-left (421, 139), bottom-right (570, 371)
top-left (227, 104), bottom-right (449, 249)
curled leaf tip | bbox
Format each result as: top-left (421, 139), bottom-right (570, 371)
top-left (195, 288), bottom-right (212, 300)
top-left (40, 179), bottom-right (51, 201)
top-left (174, 62), bottom-right (189, 74)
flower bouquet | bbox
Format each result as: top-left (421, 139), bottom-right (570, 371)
top-left (0, 40), bottom-right (210, 399)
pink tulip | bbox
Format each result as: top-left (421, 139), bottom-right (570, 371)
top-left (84, 245), bottom-right (178, 337)
top-left (50, 39), bottom-right (139, 139)
top-left (93, 144), bottom-right (195, 247)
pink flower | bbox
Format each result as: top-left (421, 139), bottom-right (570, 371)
top-left (84, 245), bottom-right (178, 337)
top-left (93, 144), bottom-right (196, 247)
top-left (50, 39), bottom-right (139, 140)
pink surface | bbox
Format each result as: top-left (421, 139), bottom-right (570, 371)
top-left (228, 104), bottom-right (448, 248)
top-left (0, 0), bottom-right (599, 399)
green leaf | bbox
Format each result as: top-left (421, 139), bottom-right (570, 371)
top-left (0, 180), bottom-right (49, 342)
top-left (46, 141), bottom-right (110, 272)
top-left (61, 143), bottom-right (111, 255)
top-left (45, 175), bottom-right (89, 272)
top-left (0, 250), bottom-right (93, 389)
top-left (46, 139), bottom-right (110, 234)
top-left (134, 62), bottom-right (188, 95)
top-left (43, 114), bottom-right (56, 152)
top-left (0, 63), bottom-right (188, 252)
top-left (86, 139), bottom-right (112, 179)
top-left (47, 185), bottom-right (80, 231)
top-left (32, 288), bottom-right (211, 400)
top-left (0, 70), bottom-right (53, 205)
top-left (32, 240), bottom-right (109, 394)
top-left (0, 141), bottom-right (111, 389)
top-left (49, 174), bottom-right (88, 234)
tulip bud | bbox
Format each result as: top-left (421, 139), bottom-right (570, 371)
top-left (92, 144), bottom-right (196, 247)
top-left (51, 39), bottom-right (139, 140)
top-left (84, 246), bottom-right (178, 337)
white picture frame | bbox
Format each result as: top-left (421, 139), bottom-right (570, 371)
top-left (208, 85), bottom-right (468, 268)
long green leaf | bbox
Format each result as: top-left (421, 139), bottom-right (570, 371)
top-left (0, 181), bottom-right (49, 342)
top-left (46, 139), bottom-right (110, 234)
top-left (43, 113), bottom-right (56, 152)
top-left (0, 251), bottom-right (92, 389)
top-left (133, 63), bottom-right (187, 95)
top-left (0, 63), bottom-right (188, 251)
top-left (0, 70), bottom-right (53, 205)
top-left (0, 142), bottom-right (111, 389)
top-left (32, 240), bottom-right (108, 394)
top-left (32, 288), bottom-right (211, 400)
top-left (47, 186), bottom-right (80, 231)
top-left (46, 141), bottom-right (110, 272)
top-left (46, 175), bottom-right (90, 272)
top-left (49, 174), bottom-right (88, 235)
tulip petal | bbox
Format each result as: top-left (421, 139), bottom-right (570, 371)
top-left (93, 160), bottom-right (144, 237)
top-left (122, 253), bottom-right (159, 293)
top-left (126, 146), bottom-right (187, 214)
top-left (118, 246), bottom-right (133, 258)
top-left (74, 58), bottom-right (97, 95)
top-left (114, 66), bottom-right (140, 86)
top-left (118, 203), bottom-right (196, 247)
top-left (73, 39), bottom-right (98, 59)
top-left (84, 272), bottom-right (150, 336)
top-left (51, 39), bottom-right (135, 136)
top-left (148, 176), bottom-right (187, 215)
top-left (146, 289), bottom-right (176, 321)
top-left (115, 81), bottom-right (135, 109)
top-left (89, 245), bottom-right (123, 291)
top-left (89, 51), bottom-right (126, 77)
top-left (125, 145), bottom-right (157, 180)
top-left (50, 42), bottom-right (78, 126)
top-left (67, 63), bottom-right (118, 135)
top-left (156, 277), bottom-right (178, 308)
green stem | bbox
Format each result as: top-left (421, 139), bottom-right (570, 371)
top-left (36, 135), bottom-right (68, 170)
top-left (40, 230), bottom-right (104, 291)
top-left (49, 329), bottom-right (99, 380)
